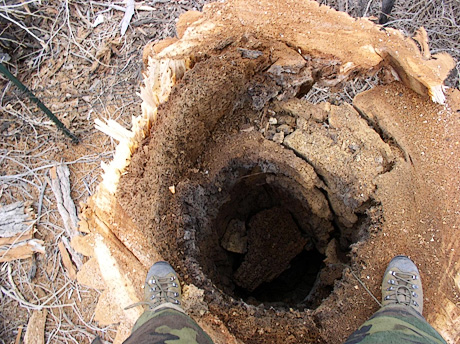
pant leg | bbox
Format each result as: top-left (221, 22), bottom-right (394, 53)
top-left (123, 307), bottom-right (214, 344)
top-left (344, 305), bottom-right (447, 344)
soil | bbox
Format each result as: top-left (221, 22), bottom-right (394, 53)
top-left (112, 28), bottom-right (460, 343)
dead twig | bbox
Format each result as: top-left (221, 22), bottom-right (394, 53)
top-left (347, 266), bottom-right (382, 307)
top-left (0, 11), bottom-right (46, 49)
top-left (0, 285), bottom-right (75, 310)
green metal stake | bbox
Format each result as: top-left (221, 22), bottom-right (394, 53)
top-left (0, 62), bottom-right (80, 144)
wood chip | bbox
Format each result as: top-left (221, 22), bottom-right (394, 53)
top-left (71, 233), bottom-right (95, 257)
top-left (0, 228), bottom-right (33, 246)
top-left (58, 240), bottom-right (77, 280)
top-left (24, 309), bottom-right (47, 344)
top-left (78, 219), bottom-right (90, 234)
top-left (14, 326), bottom-right (22, 344)
top-left (0, 239), bottom-right (45, 263)
top-left (0, 202), bottom-right (42, 262)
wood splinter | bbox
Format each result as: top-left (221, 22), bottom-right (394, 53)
top-left (0, 202), bottom-right (44, 262)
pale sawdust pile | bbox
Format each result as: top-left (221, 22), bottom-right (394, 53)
top-left (0, 0), bottom-right (458, 343)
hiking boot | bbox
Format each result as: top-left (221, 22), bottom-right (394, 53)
top-left (382, 255), bottom-right (423, 314)
top-left (126, 261), bottom-right (182, 312)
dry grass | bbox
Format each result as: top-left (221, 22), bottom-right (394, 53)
top-left (0, 0), bottom-right (459, 343)
top-left (1, 1), bottom-right (208, 342)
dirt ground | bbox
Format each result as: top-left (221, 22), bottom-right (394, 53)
top-left (1, 0), bottom-right (460, 343)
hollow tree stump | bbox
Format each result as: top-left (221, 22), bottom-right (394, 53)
top-left (73, 1), bottom-right (460, 343)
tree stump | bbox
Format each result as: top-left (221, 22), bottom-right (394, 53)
top-left (73, 1), bottom-right (460, 343)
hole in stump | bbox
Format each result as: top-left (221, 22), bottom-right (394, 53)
top-left (190, 165), bottom-right (359, 309)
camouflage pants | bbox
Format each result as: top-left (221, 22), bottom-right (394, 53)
top-left (124, 304), bottom-right (446, 344)
top-left (123, 307), bottom-right (214, 344)
top-left (344, 305), bottom-right (447, 344)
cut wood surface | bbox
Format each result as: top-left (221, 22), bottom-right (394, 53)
top-left (159, 0), bottom-right (454, 103)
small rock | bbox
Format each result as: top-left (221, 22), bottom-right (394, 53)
top-left (268, 117), bottom-right (278, 125)
top-left (272, 131), bottom-right (285, 144)
top-left (182, 284), bottom-right (208, 317)
top-left (238, 48), bottom-right (263, 59)
top-left (296, 116), bottom-right (308, 130)
top-left (265, 128), bottom-right (276, 140)
top-left (311, 103), bottom-right (329, 122)
top-left (348, 143), bottom-right (359, 152)
top-left (277, 115), bottom-right (296, 126)
top-left (240, 124), bottom-right (254, 132)
top-left (221, 219), bottom-right (247, 254)
top-left (277, 124), bottom-right (293, 135)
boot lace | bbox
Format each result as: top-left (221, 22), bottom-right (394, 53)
top-left (125, 275), bottom-right (180, 310)
top-left (385, 270), bottom-right (419, 307)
